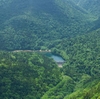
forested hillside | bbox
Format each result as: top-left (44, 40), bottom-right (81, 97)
top-left (0, 0), bottom-right (93, 50)
top-left (74, 0), bottom-right (100, 17)
top-left (0, 52), bottom-right (62, 99)
top-left (0, 0), bottom-right (100, 98)
top-left (0, 29), bottom-right (100, 99)
top-left (51, 28), bottom-right (100, 98)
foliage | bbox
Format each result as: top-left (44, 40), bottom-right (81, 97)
top-left (0, 51), bottom-right (62, 99)
top-left (76, 0), bottom-right (100, 17)
top-left (0, 0), bottom-right (93, 50)
top-left (0, 0), bottom-right (100, 98)
top-left (53, 28), bottom-right (100, 98)
top-left (41, 76), bottom-right (75, 99)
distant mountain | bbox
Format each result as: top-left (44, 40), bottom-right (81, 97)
top-left (0, 0), bottom-right (92, 50)
top-left (75, 0), bottom-right (100, 17)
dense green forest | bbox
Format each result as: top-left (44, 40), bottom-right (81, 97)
top-left (74, 0), bottom-right (100, 17)
top-left (0, 52), bottom-right (62, 99)
top-left (0, 0), bottom-right (93, 50)
top-left (51, 28), bottom-right (100, 98)
top-left (0, 0), bottom-right (100, 99)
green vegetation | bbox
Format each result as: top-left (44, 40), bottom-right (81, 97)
top-left (74, 0), bottom-right (100, 17)
top-left (0, 0), bottom-right (100, 98)
top-left (0, 0), bottom-right (93, 50)
top-left (52, 28), bottom-right (100, 98)
top-left (1, 29), bottom-right (100, 98)
top-left (0, 51), bottom-right (62, 99)
top-left (41, 76), bottom-right (75, 99)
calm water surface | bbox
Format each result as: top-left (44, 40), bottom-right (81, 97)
top-left (51, 55), bottom-right (64, 62)
top-left (43, 52), bottom-right (64, 62)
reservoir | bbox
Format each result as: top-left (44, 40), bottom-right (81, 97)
top-left (51, 55), bottom-right (65, 63)
top-left (43, 52), bottom-right (65, 67)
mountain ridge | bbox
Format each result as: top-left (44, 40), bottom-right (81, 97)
top-left (0, 0), bottom-right (100, 98)
top-left (74, 0), bottom-right (100, 17)
top-left (0, 0), bottom-right (92, 50)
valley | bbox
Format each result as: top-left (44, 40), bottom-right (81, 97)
top-left (0, 0), bottom-right (100, 99)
